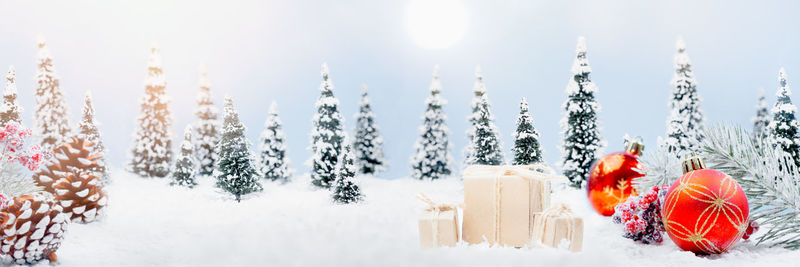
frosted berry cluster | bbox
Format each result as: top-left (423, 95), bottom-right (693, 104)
top-left (612, 185), bottom-right (669, 244)
top-left (0, 121), bottom-right (46, 171)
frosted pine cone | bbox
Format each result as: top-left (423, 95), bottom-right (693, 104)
top-left (52, 171), bottom-right (107, 223)
top-left (0, 191), bottom-right (69, 265)
top-left (34, 137), bottom-right (108, 223)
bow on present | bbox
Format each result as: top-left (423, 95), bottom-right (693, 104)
top-left (416, 193), bottom-right (459, 247)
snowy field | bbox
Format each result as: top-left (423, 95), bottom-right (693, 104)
top-left (46, 169), bottom-right (800, 267)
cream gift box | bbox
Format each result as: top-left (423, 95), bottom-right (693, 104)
top-left (461, 165), bottom-right (561, 247)
top-left (532, 203), bottom-right (584, 252)
top-left (417, 194), bottom-right (460, 248)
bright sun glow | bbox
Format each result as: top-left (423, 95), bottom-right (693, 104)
top-left (406, 0), bottom-right (468, 49)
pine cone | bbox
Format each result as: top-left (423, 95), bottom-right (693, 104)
top-left (53, 171), bottom-right (107, 223)
top-left (0, 191), bottom-right (69, 265)
top-left (34, 137), bottom-right (108, 223)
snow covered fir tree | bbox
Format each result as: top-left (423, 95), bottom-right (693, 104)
top-left (560, 37), bottom-right (604, 188)
top-left (77, 91), bottom-right (110, 184)
top-left (128, 45), bottom-right (173, 178)
top-left (464, 66), bottom-right (503, 166)
top-left (512, 97), bottom-right (543, 165)
top-left (309, 63), bottom-right (347, 188)
top-left (216, 96), bottom-right (262, 202)
top-left (170, 125), bottom-right (198, 188)
top-left (352, 85), bottom-right (386, 175)
top-left (34, 38), bottom-right (72, 152)
top-left (664, 37), bottom-right (705, 158)
top-left (193, 68), bottom-right (220, 176)
top-left (410, 65), bottom-right (454, 180)
top-left (466, 95), bottom-right (504, 165)
top-left (752, 88), bottom-right (771, 145)
top-left (767, 68), bottom-right (800, 167)
top-left (332, 142), bottom-right (363, 204)
top-left (1, 66), bottom-right (22, 126)
top-left (258, 101), bottom-right (293, 182)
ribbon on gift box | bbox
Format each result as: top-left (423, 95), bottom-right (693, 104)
top-left (464, 164), bottom-right (565, 245)
top-left (416, 193), bottom-right (459, 247)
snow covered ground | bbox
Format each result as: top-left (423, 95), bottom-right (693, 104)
top-left (46, 169), bottom-right (800, 267)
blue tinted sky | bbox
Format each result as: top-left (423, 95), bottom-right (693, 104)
top-left (0, 0), bottom-right (798, 179)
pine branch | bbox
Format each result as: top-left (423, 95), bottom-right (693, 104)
top-left (701, 124), bottom-right (800, 249)
top-left (634, 137), bottom-right (682, 192)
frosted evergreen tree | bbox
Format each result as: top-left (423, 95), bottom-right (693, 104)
top-left (34, 38), bottom-right (72, 152)
top-left (410, 65), bottom-right (454, 180)
top-left (332, 143), bottom-right (363, 204)
top-left (216, 96), bottom-right (262, 202)
top-left (767, 68), bottom-right (800, 167)
top-left (193, 68), bottom-right (220, 176)
top-left (259, 101), bottom-right (293, 182)
top-left (128, 45), bottom-right (173, 178)
top-left (464, 66), bottom-right (504, 166)
top-left (77, 91), bottom-right (110, 184)
top-left (352, 85), bottom-right (386, 175)
top-left (752, 88), bottom-right (771, 146)
top-left (171, 125), bottom-right (198, 188)
top-left (466, 95), bottom-right (504, 165)
top-left (560, 37), bottom-right (604, 188)
top-left (512, 97), bottom-right (543, 165)
top-left (664, 37), bottom-right (705, 158)
top-left (1, 66), bottom-right (22, 126)
top-left (309, 63), bottom-right (346, 188)
top-left (464, 65), bottom-right (487, 164)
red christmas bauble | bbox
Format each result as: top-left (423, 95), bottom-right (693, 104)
top-left (587, 150), bottom-right (644, 216)
top-left (662, 166), bottom-right (749, 254)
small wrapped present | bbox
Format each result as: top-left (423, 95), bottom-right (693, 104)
top-left (462, 165), bottom-right (563, 247)
top-left (417, 193), bottom-right (460, 248)
top-left (532, 203), bottom-right (584, 252)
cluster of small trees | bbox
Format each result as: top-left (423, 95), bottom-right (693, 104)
top-left (0, 38), bottom-right (110, 185)
top-left (127, 48), bottom-right (384, 204)
top-left (752, 68), bottom-right (800, 168)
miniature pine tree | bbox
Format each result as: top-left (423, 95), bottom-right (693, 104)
top-left (466, 95), bottom-right (504, 165)
top-left (464, 66), bottom-right (504, 166)
top-left (216, 96), bottom-right (262, 202)
top-left (512, 97), bottom-right (543, 165)
top-left (332, 143), bottom-right (363, 204)
top-left (34, 38), bottom-right (72, 152)
top-left (560, 37), bottom-right (604, 188)
top-left (1, 66), bottom-right (22, 126)
top-left (664, 37), bottom-right (705, 158)
top-left (128, 45), bottom-right (173, 178)
top-left (171, 125), bottom-right (198, 188)
top-left (352, 85), bottom-right (387, 175)
top-left (309, 63), bottom-right (347, 188)
top-left (464, 65), bottom-right (487, 165)
top-left (767, 68), bottom-right (800, 167)
top-left (410, 65), bottom-right (454, 180)
top-left (752, 88), bottom-right (771, 146)
top-left (258, 101), bottom-right (293, 182)
top-left (77, 91), bottom-right (110, 184)
top-left (193, 68), bottom-right (220, 176)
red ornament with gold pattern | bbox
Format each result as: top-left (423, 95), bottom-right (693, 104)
top-left (662, 154), bottom-right (749, 254)
top-left (587, 138), bottom-right (645, 216)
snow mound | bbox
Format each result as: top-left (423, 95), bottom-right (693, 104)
top-left (47, 171), bottom-right (800, 266)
